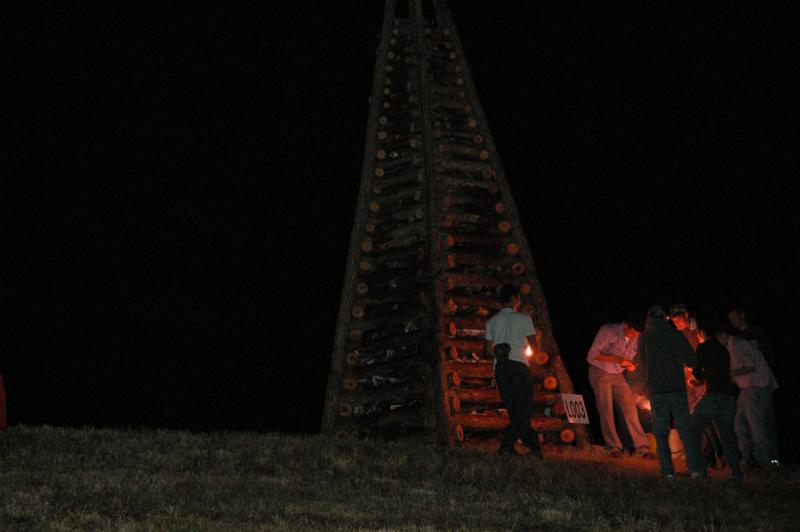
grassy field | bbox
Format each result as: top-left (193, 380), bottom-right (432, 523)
top-left (0, 426), bottom-right (798, 530)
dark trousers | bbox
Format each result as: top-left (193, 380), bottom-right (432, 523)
top-left (495, 360), bottom-right (540, 453)
top-left (690, 393), bottom-right (742, 479)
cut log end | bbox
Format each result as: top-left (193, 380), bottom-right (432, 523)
top-left (533, 351), bottom-right (550, 366)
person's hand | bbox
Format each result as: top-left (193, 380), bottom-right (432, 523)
top-left (620, 360), bottom-right (636, 372)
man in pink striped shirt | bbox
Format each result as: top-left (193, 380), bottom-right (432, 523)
top-left (587, 315), bottom-right (651, 458)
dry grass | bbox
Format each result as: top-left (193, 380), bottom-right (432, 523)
top-left (0, 425), bottom-right (797, 530)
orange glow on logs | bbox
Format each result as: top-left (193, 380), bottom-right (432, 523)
top-left (533, 351), bottom-right (550, 365)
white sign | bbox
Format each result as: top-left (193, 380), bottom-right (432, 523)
top-left (561, 393), bottom-right (590, 424)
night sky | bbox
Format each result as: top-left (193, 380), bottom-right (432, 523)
top-left (8, 3), bottom-right (799, 458)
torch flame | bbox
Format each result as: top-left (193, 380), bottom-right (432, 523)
top-left (525, 346), bottom-right (533, 357)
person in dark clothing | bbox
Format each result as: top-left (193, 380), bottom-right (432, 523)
top-left (689, 322), bottom-right (743, 482)
top-left (639, 307), bottom-right (704, 478)
top-left (484, 284), bottom-right (543, 457)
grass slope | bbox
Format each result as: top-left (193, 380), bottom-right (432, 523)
top-left (0, 426), bottom-right (798, 530)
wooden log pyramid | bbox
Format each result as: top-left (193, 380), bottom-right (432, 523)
top-left (322, 0), bottom-right (590, 451)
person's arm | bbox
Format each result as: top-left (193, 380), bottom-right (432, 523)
top-left (691, 345), bottom-right (706, 383)
top-left (484, 339), bottom-right (495, 359)
top-left (730, 340), bottom-right (756, 376)
top-left (731, 365), bottom-right (755, 376)
top-left (587, 325), bottom-right (626, 365)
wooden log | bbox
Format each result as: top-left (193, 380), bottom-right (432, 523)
top-left (444, 232), bottom-right (504, 250)
top-left (369, 188), bottom-right (423, 213)
top-left (542, 375), bottom-right (559, 391)
top-left (435, 131), bottom-right (485, 145)
top-left (444, 360), bottom-right (494, 379)
top-left (449, 389), bottom-right (560, 407)
top-left (446, 294), bottom-right (503, 313)
top-left (358, 250), bottom-right (425, 275)
top-left (376, 147), bottom-right (415, 162)
top-left (378, 129), bottom-right (421, 146)
top-left (451, 412), bottom-right (566, 433)
top-left (441, 213), bottom-right (503, 231)
top-left (442, 338), bottom-right (485, 357)
top-left (338, 394), bottom-right (426, 418)
top-left (441, 193), bottom-right (501, 214)
top-left (346, 361), bottom-right (430, 388)
top-left (444, 273), bottom-right (505, 292)
top-left (346, 341), bottom-right (424, 368)
top-left (378, 106), bottom-right (419, 125)
top-left (368, 220), bottom-right (425, 243)
top-left (432, 100), bottom-right (472, 113)
top-left (360, 320), bottom-right (427, 352)
top-left (532, 351), bottom-right (550, 366)
top-left (530, 364), bottom-right (553, 381)
top-left (437, 176), bottom-right (497, 194)
top-left (375, 234), bottom-right (423, 255)
top-left (371, 172), bottom-right (422, 195)
top-left (374, 152), bottom-right (422, 172)
top-left (432, 115), bottom-right (479, 130)
top-left (369, 204), bottom-right (426, 225)
top-left (339, 381), bottom-right (428, 405)
top-left (446, 254), bottom-right (523, 276)
top-left (357, 267), bottom-right (422, 294)
top-left (365, 215), bottom-right (426, 240)
top-left (351, 293), bottom-right (421, 320)
top-left (436, 144), bottom-right (490, 161)
top-left (446, 316), bottom-right (486, 337)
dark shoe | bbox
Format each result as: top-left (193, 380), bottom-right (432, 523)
top-left (690, 471), bottom-right (706, 480)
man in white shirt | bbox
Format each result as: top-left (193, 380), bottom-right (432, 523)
top-left (484, 284), bottom-right (542, 457)
top-left (717, 329), bottom-right (779, 467)
top-left (587, 315), bottom-right (651, 458)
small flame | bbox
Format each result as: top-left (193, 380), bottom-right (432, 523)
top-left (525, 346), bottom-right (533, 357)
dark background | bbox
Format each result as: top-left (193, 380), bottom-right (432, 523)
top-left (7, 3), bottom-right (799, 459)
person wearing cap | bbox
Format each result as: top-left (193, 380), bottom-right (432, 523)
top-left (484, 284), bottom-right (543, 457)
top-left (639, 304), bottom-right (705, 478)
top-left (586, 313), bottom-right (651, 458)
top-left (716, 328), bottom-right (779, 468)
top-left (669, 303), bottom-right (700, 350)
top-left (669, 303), bottom-right (705, 410)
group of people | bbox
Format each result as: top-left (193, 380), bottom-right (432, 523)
top-left (482, 284), bottom-right (779, 483)
top-left (587, 303), bottom-right (779, 481)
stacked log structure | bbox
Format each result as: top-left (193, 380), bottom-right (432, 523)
top-left (322, 0), bottom-right (590, 451)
